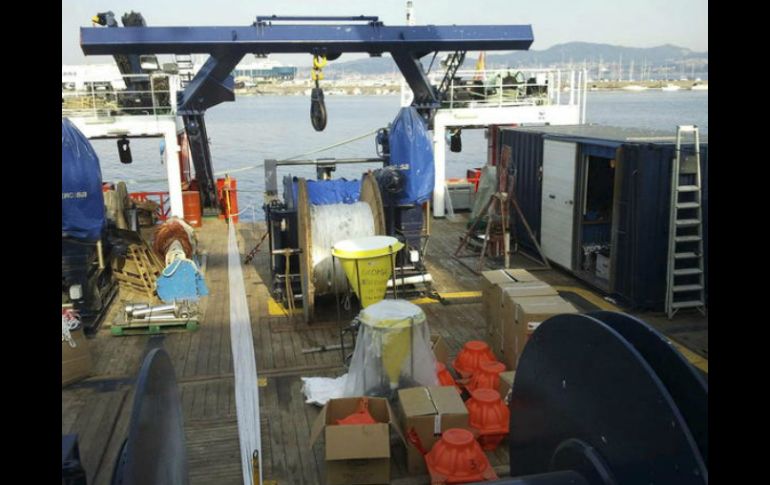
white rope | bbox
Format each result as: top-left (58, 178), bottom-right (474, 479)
top-left (310, 202), bottom-right (375, 294)
top-left (227, 222), bottom-right (262, 485)
top-left (62, 310), bottom-right (80, 348)
top-left (218, 128), bottom-right (380, 177)
top-left (122, 128), bottom-right (381, 184)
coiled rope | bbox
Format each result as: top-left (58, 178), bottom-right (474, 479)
top-left (62, 309), bottom-right (80, 348)
top-left (310, 202), bottom-right (375, 294)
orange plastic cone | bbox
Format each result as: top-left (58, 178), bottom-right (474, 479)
top-left (335, 397), bottom-right (377, 425)
top-left (452, 341), bottom-right (497, 379)
top-left (437, 362), bottom-right (462, 394)
top-left (425, 428), bottom-right (498, 483)
top-left (466, 361), bottom-right (506, 393)
top-left (466, 389), bottom-right (510, 450)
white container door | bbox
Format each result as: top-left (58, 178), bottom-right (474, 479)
top-left (541, 140), bottom-right (577, 270)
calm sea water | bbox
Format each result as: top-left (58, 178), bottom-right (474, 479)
top-left (92, 90), bottom-right (707, 220)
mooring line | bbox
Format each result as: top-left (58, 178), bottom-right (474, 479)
top-left (227, 222), bottom-right (263, 484)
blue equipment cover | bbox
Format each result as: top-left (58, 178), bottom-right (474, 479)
top-left (388, 107), bottom-right (434, 205)
top-left (292, 179), bottom-right (361, 206)
top-left (156, 259), bottom-right (209, 302)
top-left (62, 118), bottom-right (105, 241)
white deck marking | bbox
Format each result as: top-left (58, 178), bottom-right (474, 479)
top-left (227, 222), bottom-right (262, 484)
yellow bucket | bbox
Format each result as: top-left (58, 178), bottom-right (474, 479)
top-left (331, 236), bottom-right (404, 308)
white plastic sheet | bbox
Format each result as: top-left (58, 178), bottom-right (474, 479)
top-left (300, 374), bottom-right (348, 406)
top-left (343, 300), bottom-right (438, 398)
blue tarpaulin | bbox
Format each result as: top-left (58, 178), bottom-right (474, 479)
top-left (62, 118), bottom-right (105, 241)
top-left (388, 107), bottom-right (434, 205)
top-left (292, 179), bottom-right (361, 206)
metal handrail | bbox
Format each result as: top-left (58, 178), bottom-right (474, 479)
top-left (62, 73), bottom-right (178, 118)
top-left (440, 68), bottom-right (587, 110)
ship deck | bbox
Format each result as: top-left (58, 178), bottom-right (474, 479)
top-left (61, 216), bottom-right (708, 484)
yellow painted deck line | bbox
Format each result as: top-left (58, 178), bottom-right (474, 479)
top-left (439, 291), bottom-right (483, 299)
top-left (267, 297), bottom-right (301, 316)
top-left (552, 285), bottom-right (622, 311)
top-left (553, 285), bottom-right (708, 374)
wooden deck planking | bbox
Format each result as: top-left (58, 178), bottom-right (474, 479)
top-left (62, 215), bottom-right (706, 484)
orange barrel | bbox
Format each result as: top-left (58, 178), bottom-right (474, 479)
top-left (216, 177), bottom-right (239, 223)
top-left (182, 190), bottom-right (202, 228)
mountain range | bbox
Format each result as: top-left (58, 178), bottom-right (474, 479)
top-left (321, 42), bottom-right (707, 75)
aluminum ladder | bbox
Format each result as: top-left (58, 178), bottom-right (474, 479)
top-left (665, 125), bottom-right (706, 319)
top-left (174, 54), bottom-right (195, 88)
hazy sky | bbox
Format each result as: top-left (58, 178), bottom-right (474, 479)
top-left (62, 0), bottom-right (708, 65)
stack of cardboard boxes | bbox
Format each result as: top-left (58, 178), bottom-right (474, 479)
top-left (482, 269), bottom-right (578, 370)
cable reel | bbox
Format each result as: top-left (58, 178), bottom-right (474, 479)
top-left (310, 55), bottom-right (328, 131)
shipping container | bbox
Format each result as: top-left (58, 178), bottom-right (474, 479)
top-left (497, 125), bottom-right (708, 311)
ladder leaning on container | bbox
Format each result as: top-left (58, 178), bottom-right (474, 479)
top-left (665, 125), bottom-right (706, 319)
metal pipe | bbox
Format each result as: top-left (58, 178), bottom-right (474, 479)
top-left (96, 240), bottom-right (105, 269)
top-left (132, 303), bottom-right (179, 318)
top-left (144, 314), bottom-right (190, 322)
top-left (386, 274), bottom-right (434, 287)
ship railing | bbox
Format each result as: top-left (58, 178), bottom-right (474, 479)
top-left (129, 191), bottom-right (172, 222)
top-left (61, 73), bottom-right (179, 119)
top-left (442, 68), bottom-right (587, 111)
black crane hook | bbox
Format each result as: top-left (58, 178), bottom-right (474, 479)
top-left (310, 55), bottom-right (328, 131)
top-left (310, 87), bottom-right (327, 131)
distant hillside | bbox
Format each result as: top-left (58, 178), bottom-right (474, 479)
top-left (322, 42), bottom-right (707, 76)
top-left (485, 42), bottom-right (707, 67)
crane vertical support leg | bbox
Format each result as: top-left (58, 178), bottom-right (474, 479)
top-left (178, 53), bottom-right (242, 113)
top-left (183, 114), bottom-right (219, 210)
top-left (391, 52), bottom-right (438, 108)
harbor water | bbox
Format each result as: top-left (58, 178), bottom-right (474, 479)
top-left (91, 90), bottom-right (708, 221)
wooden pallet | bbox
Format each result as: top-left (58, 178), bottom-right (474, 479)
top-left (112, 242), bottom-right (164, 298)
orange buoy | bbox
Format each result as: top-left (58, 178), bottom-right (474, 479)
top-left (425, 428), bottom-right (498, 483)
top-left (466, 361), bottom-right (506, 393)
top-left (437, 362), bottom-right (462, 394)
top-left (452, 341), bottom-right (497, 379)
top-left (335, 397), bottom-right (377, 425)
top-left (466, 388), bottom-right (510, 451)
top-left (182, 190), bottom-right (202, 228)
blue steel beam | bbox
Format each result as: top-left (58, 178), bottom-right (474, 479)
top-left (79, 24), bottom-right (534, 57)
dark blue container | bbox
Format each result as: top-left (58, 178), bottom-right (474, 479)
top-left (498, 125), bottom-right (708, 311)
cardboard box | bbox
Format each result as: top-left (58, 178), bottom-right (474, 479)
top-left (482, 269), bottom-right (541, 336)
top-left (310, 397), bottom-right (403, 485)
top-left (493, 295), bottom-right (578, 370)
top-left (499, 371), bottom-right (516, 403)
top-left (487, 282), bottom-right (558, 359)
top-left (431, 334), bottom-right (450, 366)
top-left (62, 328), bottom-right (92, 387)
top-left (397, 386), bottom-right (470, 474)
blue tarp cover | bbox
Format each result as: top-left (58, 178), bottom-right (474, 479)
top-left (388, 107), bottom-right (434, 205)
top-left (292, 179), bottom-right (361, 207)
top-left (62, 118), bottom-right (105, 240)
